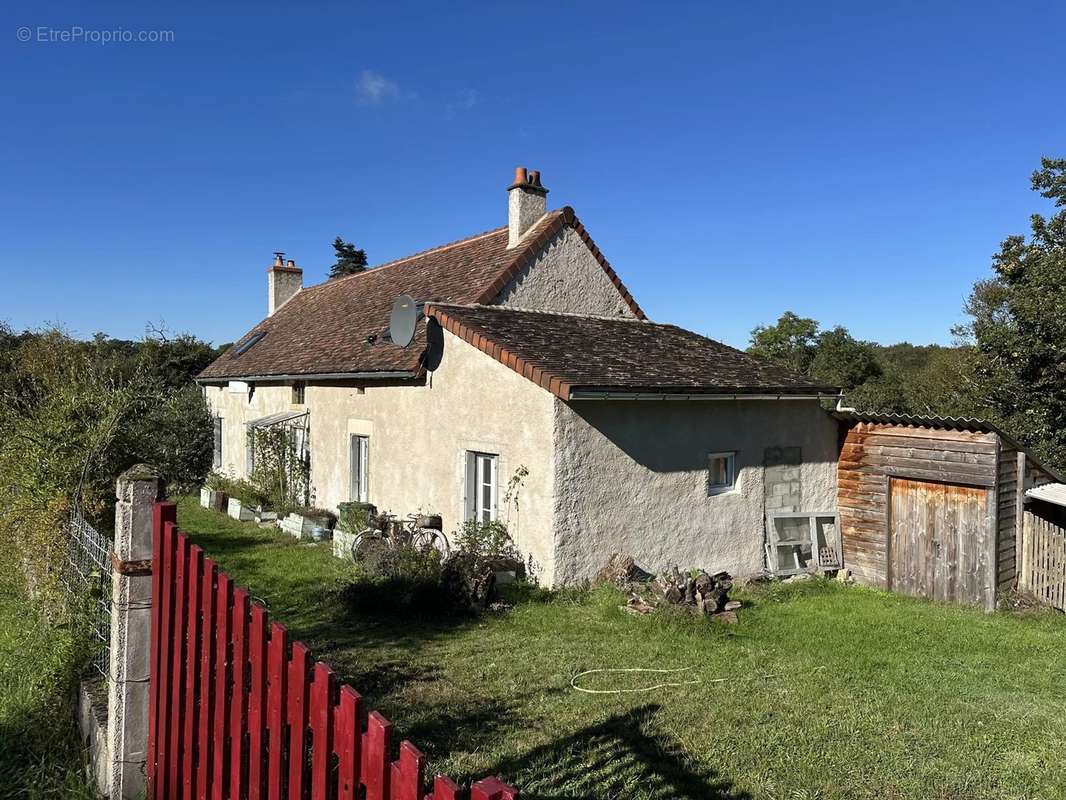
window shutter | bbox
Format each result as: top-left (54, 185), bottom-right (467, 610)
top-left (464, 452), bottom-right (477, 521)
top-left (353, 439), bottom-right (362, 501)
top-left (350, 435), bottom-right (369, 502)
top-left (213, 417), bottom-right (223, 469)
top-left (488, 455), bottom-right (498, 521)
top-left (360, 436), bottom-right (369, 502)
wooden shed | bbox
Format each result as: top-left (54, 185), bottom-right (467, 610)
top-left (836, 412), bottom-right (1059, 611)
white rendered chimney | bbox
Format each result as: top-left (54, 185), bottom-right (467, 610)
top-left (267, 252), bottom-right (302, 316)
top-left (507, 166), bottom-right (548, 248)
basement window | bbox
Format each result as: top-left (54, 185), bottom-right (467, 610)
top-left (234, 332), bottom-right (265, 356)
top-left (765, 512), bottom-right (841, 576)
top-left (707, 452), bottom-right (736, 495)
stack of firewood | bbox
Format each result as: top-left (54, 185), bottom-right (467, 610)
top-left (596, 554), bottom-right (742, 623)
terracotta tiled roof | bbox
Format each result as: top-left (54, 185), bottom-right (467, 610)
top-left (200, 207), bottom-right (646, 380)
top-left (429, 304), bottom-right (838, 399)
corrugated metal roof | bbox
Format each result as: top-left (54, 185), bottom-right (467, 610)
top-left (1026, 483), bottom-right (1066, 509)
top-left (833, 409), bottom-right (1064, 483)
top-left (833, 409), bottom-right (1000, 435)
top-left (247, 410), bottom-right (308, 428)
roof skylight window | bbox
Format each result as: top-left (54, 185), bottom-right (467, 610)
top-left (234, 332), bottom-right (266, 356)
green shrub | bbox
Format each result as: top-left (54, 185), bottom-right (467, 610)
top-left (355, 540), bottom-right (442, 581)
top-left (454, 519), bottom-right (519, 563)
top-left (337, 502), bottom-right (376, 533)
top-left (0, 581), bottom-right (96, 799)
top-left (248, 425), bottom-right (310, 511)
top-left (344, 542), bottom-right (450, 615)
top-left (0, 327), bottom-right (214, 597)
top-left (224, 477), bottom-right (265, 508)
top-left (204, 471), bottom-right (229, 491)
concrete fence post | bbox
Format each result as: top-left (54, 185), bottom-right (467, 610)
top-left (107, 465), bottom-right (162, 800)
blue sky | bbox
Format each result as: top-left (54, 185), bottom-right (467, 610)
top-left (2, 1), bottom-right (1064, 348)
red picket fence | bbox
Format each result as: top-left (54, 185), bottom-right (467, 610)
top-left (147, 502), bottom-right (517, 800)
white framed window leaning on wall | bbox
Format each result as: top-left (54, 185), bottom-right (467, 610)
top-left (465, 451), bottom-right (498, 523)
top-left (707, 451), bottom-right (737, 495)
top-left (349, 434), bottom-right (369, 503)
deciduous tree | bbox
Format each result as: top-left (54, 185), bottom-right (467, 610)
top-left (957, 157), bottom-right (1066, 471)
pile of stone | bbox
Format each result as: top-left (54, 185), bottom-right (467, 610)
top-left (596, 554), bottom-right (742, 623)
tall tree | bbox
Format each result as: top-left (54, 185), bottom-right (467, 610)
top-left (957, 157), bottom-right (1066, 471)
top-left (809, 326), bottom-right (882, 390)
top-left (748, 312), bottom-right (819, 375)
top-left (329, 236), bottom-right (368, 278)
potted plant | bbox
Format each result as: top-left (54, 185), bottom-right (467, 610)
top-left (332, 502), bottom-right (377, 559)
top-left (226, 479), bottom-right (263, 522)
top-left (200, 473), bottom-right (230, 512)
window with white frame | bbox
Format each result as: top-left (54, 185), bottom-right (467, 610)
top-left (465, 451), bottom-right (498, 523)
top-left (349, 434), bottom-right (369, 503)
top-left (765, 512), bottom-right (840, 576)
top-left (707, 452), bottom-right (736, 495)
top-left (212, 416), bottom-right (223, 469)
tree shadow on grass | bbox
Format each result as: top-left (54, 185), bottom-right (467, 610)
top-left (489, 704), bottom-right (750, 800)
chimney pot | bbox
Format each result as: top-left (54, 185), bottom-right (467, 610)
top-left (268, 252), bottom-right (302, 316)
top-left (507, 166), bottom-right (548, 248)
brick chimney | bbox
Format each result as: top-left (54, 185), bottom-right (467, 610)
top-left (267, 252), bottom-right (302, 316)
top-left (507, 166), bottom-right (548, 248)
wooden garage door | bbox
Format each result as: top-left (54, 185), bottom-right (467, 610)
top-left (889, 477), bottom-right (991, 605)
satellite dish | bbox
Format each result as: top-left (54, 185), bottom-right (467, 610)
top-left (423, 316), bottom-right (444, 371)
top-left (389, 294), bottom-right (420, 349)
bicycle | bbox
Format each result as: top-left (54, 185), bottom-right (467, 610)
top-left (350, 511), bottom-right (451, 562)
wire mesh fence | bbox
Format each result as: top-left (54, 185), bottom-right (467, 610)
top-left (60, 510), bottom-right (112, 677)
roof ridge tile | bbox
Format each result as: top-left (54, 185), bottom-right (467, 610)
top-left (428, 302), bottom-right (647, 323)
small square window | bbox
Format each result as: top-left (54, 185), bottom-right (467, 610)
top-left (708, 452), bottom-right (736, 495)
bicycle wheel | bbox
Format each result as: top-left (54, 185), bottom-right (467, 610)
top-left (413, 528), bottom-right (451, 556)
top-left (350, 529), bottom-right (389, 563)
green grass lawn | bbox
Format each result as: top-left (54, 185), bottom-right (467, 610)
top-left (178, 497), bottom-right (1066, 800)
top-left (0, 580), bottom-right (97, 800)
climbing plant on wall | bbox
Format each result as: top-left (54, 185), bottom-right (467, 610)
top-left (248, 424), bottom-right (311, 512)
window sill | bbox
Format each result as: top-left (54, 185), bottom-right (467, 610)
top-left (707, 486), bottom-right (739, 497)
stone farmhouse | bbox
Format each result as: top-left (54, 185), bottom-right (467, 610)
top-left (198, 168), bottom-right (841, 586)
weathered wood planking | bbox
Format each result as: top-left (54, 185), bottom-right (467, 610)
top-left (887, 478), bottom-right (989, 605)
top-left (997, 446), bottom-right (1059, 591)
top-left (1019, 512), bottom-right (1066, 611)
top-left (838, 422), bottom-right (998, 595)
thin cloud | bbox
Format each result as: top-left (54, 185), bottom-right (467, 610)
top-left (356, 70), bottom-right (400, 105)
